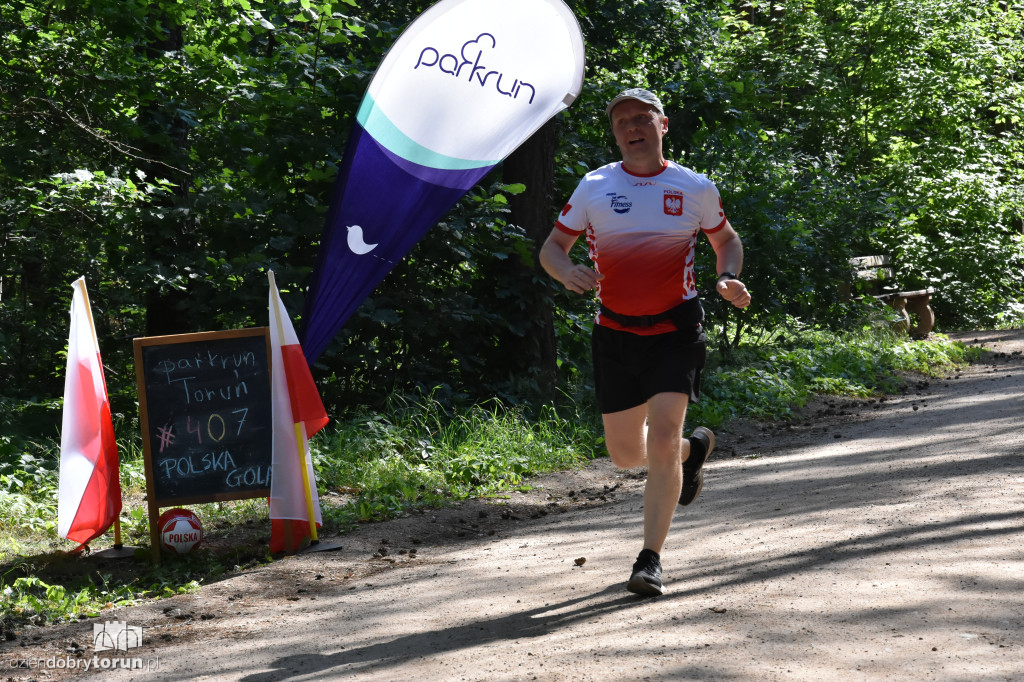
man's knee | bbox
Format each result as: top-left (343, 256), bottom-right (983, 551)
top-left (645, 427), bottom-right (683, 467)
top-left (601, 405), bottom-right (649, 469)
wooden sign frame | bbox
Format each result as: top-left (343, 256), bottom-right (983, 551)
top-left (134, 327), bottom-right (272, 562)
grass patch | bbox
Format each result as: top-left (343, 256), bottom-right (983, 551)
top-left (690, 325), bottom-right (978, 428)
top-left (0, 397), bottom-right (604, 635)
top-left (312, 396), bottom-right (605, 526)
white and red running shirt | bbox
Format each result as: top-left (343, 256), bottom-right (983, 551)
top-left (555, 160), bottom-right (728, 335)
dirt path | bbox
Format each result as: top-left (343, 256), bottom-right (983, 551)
top-left (4, 330), bottom-right (1023, 681)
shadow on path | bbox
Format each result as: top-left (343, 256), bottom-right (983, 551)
top-left (239, 583), bottom-right (656, 681)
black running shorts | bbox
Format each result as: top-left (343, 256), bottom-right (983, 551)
top-left (591, 324), bottom-right (708, 415)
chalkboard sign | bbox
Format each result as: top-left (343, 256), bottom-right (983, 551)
top-left (134, 328), bottom-right (273, 561)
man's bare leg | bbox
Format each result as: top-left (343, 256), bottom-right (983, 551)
top-left (639, 392), bottom-right (689, 553)
top-left (602, 392), bottom-right (690, 554)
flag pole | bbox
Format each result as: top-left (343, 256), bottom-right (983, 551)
top-left (72, 277), bottom-right (125, 552)
top-left (268, 271), bottom-right (320, 543)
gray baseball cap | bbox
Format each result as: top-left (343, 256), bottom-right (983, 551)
top-left (605, 88), bottom-right (665, 121)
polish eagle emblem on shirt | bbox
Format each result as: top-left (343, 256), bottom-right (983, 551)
top-left (664, 191), bottom-right (684, 216)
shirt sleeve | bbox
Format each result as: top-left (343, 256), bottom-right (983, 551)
top-left (700, 177), bottom-right (728, 234)
top-left (554, 179), bottom-right (590, 236)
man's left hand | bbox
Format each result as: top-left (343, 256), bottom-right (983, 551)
top-left (717, 278), bottom-right (751, 308)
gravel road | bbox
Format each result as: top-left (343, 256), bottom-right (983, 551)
top-left (4, 329), bottom-right (1022, 681)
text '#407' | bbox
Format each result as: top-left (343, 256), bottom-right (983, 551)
top-left (156, 411), bottom-right (249, 454)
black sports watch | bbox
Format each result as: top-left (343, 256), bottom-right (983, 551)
top-left (717, 272), bottom-right (738, 281)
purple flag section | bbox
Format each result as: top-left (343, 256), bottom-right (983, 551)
top-left (301, 0), bottom-right (585, 361)
top-left (301, 123), bottom-right (494, 361)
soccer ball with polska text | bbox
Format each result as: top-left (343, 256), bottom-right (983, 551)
top-left (158, 508), bottom-right (203, 555)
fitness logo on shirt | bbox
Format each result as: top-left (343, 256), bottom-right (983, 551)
top-left (607, 193), bottom-right (632, 214)
top-left (664, 190), bottom-right (684, 216)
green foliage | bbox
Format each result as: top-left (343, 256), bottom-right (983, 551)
top-left (0, 0), bottom-right (385, 417)
top-left (0, 574), bottom-right (180, 625)
top-left (0, 392), bottom-right (601, 630)
top-left (549, 0), bottom-right (1024, 363)
top-left (0, 449), bottom-right (58, 537)
top-left (313, 180), bottom-right (551, 410)
top-left (2, 0), bottom-right (1022, 420)
top-left (313, 392), bottom-right (603, 523)
top-left (1, 560), bottom-right (203, 629)
top-left (687, 320), bottom-right (977, 429)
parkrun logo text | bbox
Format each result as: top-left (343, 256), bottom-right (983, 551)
top-left (414, 33), bottom-right (537, 104)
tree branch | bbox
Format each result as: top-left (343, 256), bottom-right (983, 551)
top-left (23, 96), bottom-right (190, 176)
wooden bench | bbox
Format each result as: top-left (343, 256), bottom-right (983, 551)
top-left (844, 255), bottom-right (937, 338)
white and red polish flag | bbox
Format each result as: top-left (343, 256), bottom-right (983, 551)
top-left (57, 277), bottom-right (122, 548)
top-left (268, 271), bottom-right (329, 553)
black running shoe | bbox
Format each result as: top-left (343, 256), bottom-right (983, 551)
top-left (627, 549), bottom-right (664, 596)
top-left (679, 426), bottom-right (715, 506)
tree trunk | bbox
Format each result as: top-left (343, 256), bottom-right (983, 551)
top-left (502, 119), bottom-right (559, 399)
top-left (139, 13), bottom-right (192, 337)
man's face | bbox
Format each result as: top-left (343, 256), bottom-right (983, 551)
top-left (610, 99), bottom-right (668, 171)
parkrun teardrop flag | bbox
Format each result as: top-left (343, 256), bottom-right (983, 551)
top-left (301, 0), bottom-right (585, 361)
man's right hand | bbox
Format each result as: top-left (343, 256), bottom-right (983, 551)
top-left (540, 230), bottom-right (604, 294)
top-left (557, 264), bottom-right (604, 294)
